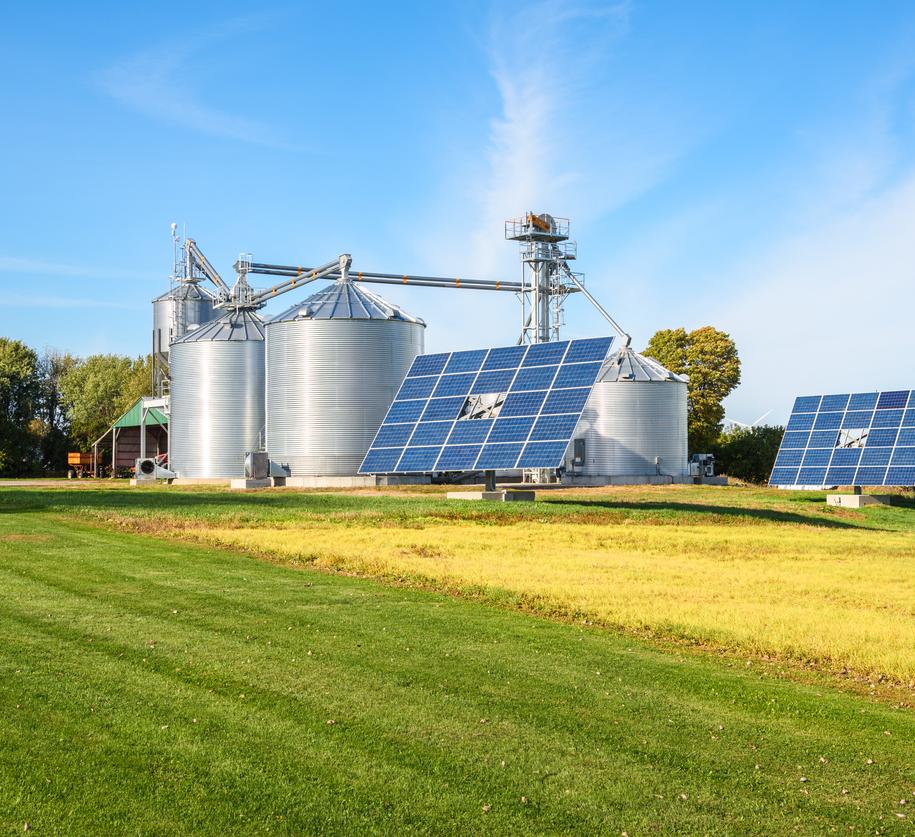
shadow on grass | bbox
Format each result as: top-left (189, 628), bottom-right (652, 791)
top-left (0, 486), bottom-right (897, 531)
top-left (543, 498), bottom-right (864, 529)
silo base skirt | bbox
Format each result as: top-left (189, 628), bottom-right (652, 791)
top-left (561, 474), bottom-right (728, 487)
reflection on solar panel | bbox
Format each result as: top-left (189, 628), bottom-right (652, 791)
top-left (770, 389), bottom-right (915, 487)
top-left (359, 337), bottom-right (614, 473)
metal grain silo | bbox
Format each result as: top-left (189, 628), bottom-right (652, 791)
top-left (152, 281), bottom-right (217, 357)
top-left (570, 348), bottom-right (688, 478)
top-left (169, 309), bottom-right (266, 478)
top-left (266, 280), bottom-right (425, 476)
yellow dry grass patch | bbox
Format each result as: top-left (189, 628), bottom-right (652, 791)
top-left (193, 520), bottom-right (915, 682)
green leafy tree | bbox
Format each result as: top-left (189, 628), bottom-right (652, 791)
top-left (711, 425), bottom-right (785, 483)
top-left (35, 349), bottom-right (79, 470)
top-left (0, 338), bottom-right (41, 475)
top-left (643, 326), bottom-right (741, 453)
top-left (59, 354), bottom-right (152, 450)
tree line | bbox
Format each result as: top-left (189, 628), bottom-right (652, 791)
top-left (0, 327), bottom-right (783, 481)
top-left (0, 338), bottom-right (151, 476)
top-left (640, 326), bottom-right (783, 483)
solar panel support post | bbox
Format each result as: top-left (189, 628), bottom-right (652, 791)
top-left (484, 470), bottom-right (496, 492)
top-left (853, 485), bottom-right (862, 495)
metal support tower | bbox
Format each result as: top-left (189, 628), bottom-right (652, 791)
top-left (505, 213), bottom-right (579, 344)
top-left (151, 225), bottom-right (184, 399)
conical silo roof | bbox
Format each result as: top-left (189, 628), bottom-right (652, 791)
top-left (172, 308), bottom-right (265, 343)
top-left (152, 281), bottom-right (214, 305)
top-left (268, 281), bottom-right (425, 325)
top-left (598, 347), bottom-right (687, 383)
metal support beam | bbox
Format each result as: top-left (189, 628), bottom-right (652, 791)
top-left (245, 262), bottom-right (530, 294)
top-left (248, 256), bottom-right (348, 306)
top-left (562, 267), bottom-right (631, 348)
top-left (185, 239), bottom-right (231, 298)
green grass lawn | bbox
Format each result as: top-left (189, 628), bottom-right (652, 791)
top-left (1, 488), bottom-right (914, 834)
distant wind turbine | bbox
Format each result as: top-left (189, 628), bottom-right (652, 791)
top-left (723, 410), bottom-right (773, 431)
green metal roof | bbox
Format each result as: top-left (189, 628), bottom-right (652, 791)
top-left (113, 399), bottom-right (168, 429)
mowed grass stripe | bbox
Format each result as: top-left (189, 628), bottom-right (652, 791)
top-left (1, 512), bottom-right (914, 834)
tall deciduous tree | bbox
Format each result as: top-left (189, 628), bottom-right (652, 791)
top-left (643, 326), bottom-right (741, 453)
top-left (35, 349), bottom-right (79, 470)
top-left (59, 354), bottom-right (153, 450)
top-left (0, 338), bottom-right (41, 475)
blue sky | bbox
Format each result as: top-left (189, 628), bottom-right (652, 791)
top-left (2, 1), bottom-right (914, 424)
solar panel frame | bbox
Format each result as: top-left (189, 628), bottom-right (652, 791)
top-left (770, 389), bottom-right (915, 487)
top-left (360, 336), bottom-right (614, 474)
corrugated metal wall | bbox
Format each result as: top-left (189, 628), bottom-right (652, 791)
top-left (266, 319), bottom-right (423, 475)
top-left (169, 340), bottom-right (266, 477)
top-left (572, 380), bottom-right (688, 476)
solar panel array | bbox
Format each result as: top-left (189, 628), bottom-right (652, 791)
top-left (769, 390), bottom-right (915, 487)
top-left (359, 336), bottom-right (614, 474)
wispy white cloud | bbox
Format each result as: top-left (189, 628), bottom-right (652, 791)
top-left (96, 16), bottom-right (299, 151)
top-left (469, 0), bottom-right (631, 273)
top-left (406, 1), bottom-right (706, 352)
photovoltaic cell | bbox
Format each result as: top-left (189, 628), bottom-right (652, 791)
top-left (794, 396), bottom-right (821, 412)
top-left (385, 400), bottom-right (425, 423)
top-left (483, 345), bottom-right (527, 370)
top-left (360, 336), bottom-right (614, 474)
top-left (808, 431), bottom-right (839, 448)
top-left (774, 449), bottom-right (803, 467)
top-left (564, 337), bottom-right (614, 363)
top-left (848, 392), bottom-right (878, 410)
top-left (436, 444), bottom-right (482, 470)
top-left (872, 410), bottom-right (903, 428)
top-left (500, 391), bottom-right (548, 418)
top-left (410, 422), bottom-right (452, 446)
top-left (408, 354), bottom-right (449, 377)
top-left (786, 413), bottom-right (815, 431)
top-left (488, 417), bottom-right (535, 443)
top-left (432, 374), bottom-right (477, 397)
top-left (861, 448), bottom-right (891, 466)
top-left (512, 365), bottom-right (558, 391)
top-left (769, 389), bottom-right (915, 487)
top-left (444, 350), bottom-right (487, 374)
top-left (472, 369), bottom-right (515, 393)
top-left (553, 362), bottom-right (603, 389)
top-left (448, 420), bottom-right (493, 445)
top-left (397, 446), bottom-right (441, 471)
top-left (398, 376), bottom-right (437, 400)
top-left (798, 467), bottom-right (826, 484)
top-left (530, 414), bottom-right (580, 442)
top-left (421, 397), bottom-right (465, 422)
top-left (856, 467), bottom-right (887, 485)
top-left (374, 423), bottom-right (415, 447)
top-left (887, 466), bottom-right (915, 483)
top-left (541, 388), bottom-right (591, 415)
top-left (476, 443), bottom-right (524, 469)
top-left (813, 412), bottom-right (842, 430)
top-left (361, 448), bottom-right (402, 472)
top-left (877, 390), bottom-right (908, 409)
top-left (820, 394), bottom-right (850, 411)
top-left (523, 342), bottom-right (568, 367)
top-left (518, 441), bottom-right (568, 467)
